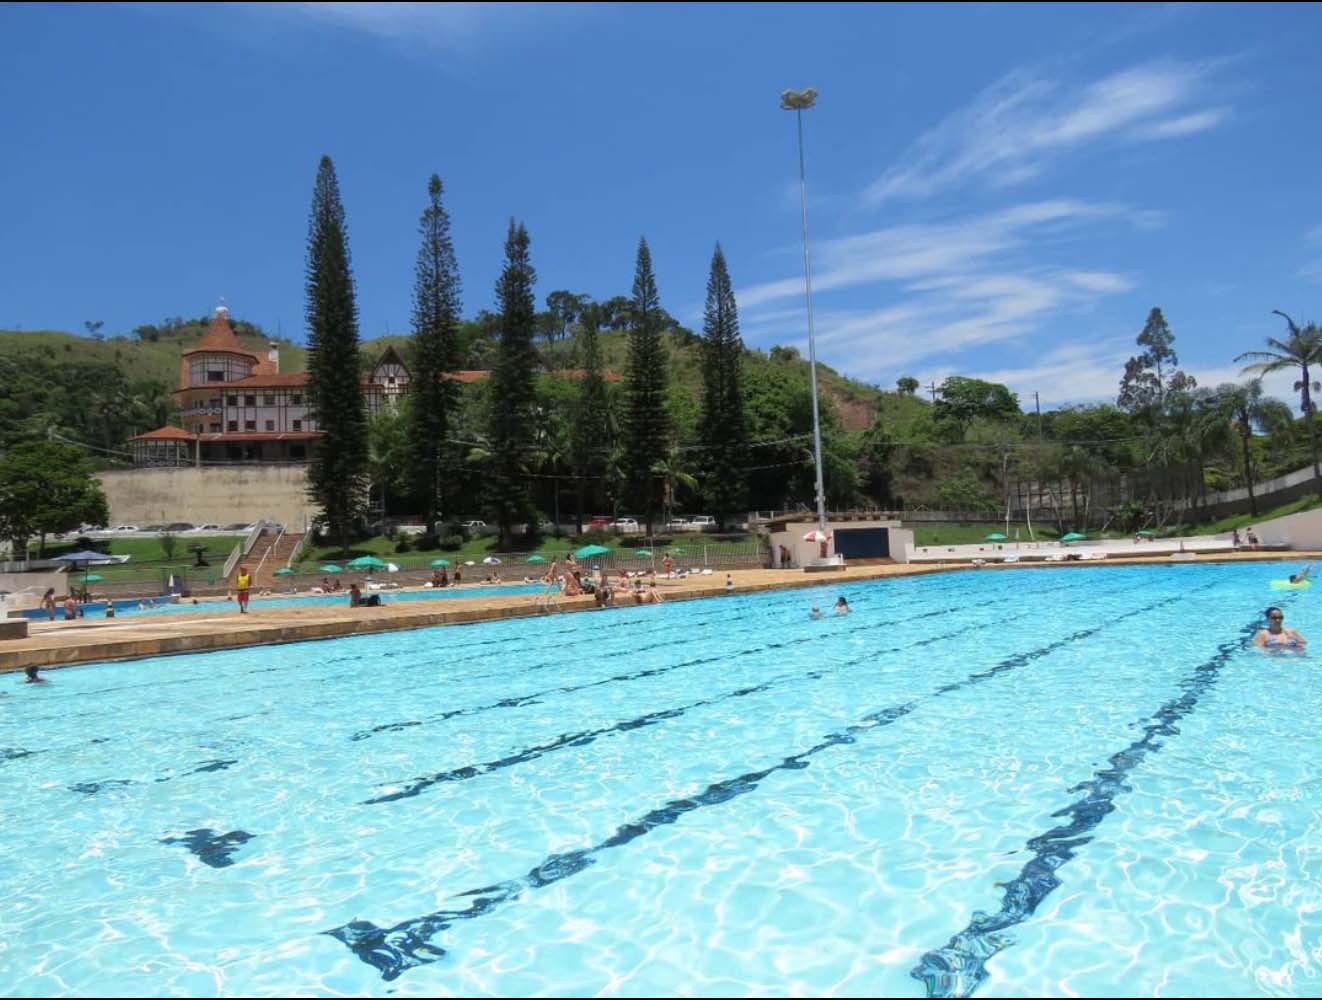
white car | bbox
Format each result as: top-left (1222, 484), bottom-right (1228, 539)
top-left (115, 525), bottom-right (140, 532)
top-left (191, 524), bottom-right (221, 532)
top-left (667, 516), bottom-right (690, 530)
top-left (689, 516), bottom-right (717, 529)
top-left (461, 520), bottom-right (487, 530)
top-left (613, 518), bottom-right (641, 533)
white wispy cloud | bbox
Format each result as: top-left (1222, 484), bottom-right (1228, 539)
top-left (864, 60), bottom-right (1230, 204)
top-left (917, 343), bottom-right (1301, 408)
top-left (253, 2), bottom-right (578, 49)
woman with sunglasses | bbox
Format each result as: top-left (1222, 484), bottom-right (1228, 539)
top-left (1254, 606), bottom-right (1307, 649)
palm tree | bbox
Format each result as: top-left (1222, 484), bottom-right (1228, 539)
top-left (1237, 311), bottom-right (1322, 478)
top-left (1218, 381), bottom-right (1294, 516)
top-left (651, 451), bottom-right (697, 529)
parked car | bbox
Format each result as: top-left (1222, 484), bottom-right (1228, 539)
top-left (588, 516), bottom-right (613, 529)
top-left (165, 522), bottom-right (195, 532)
top-left (667, 516), bottom-right (690, 530)
top-left (612, 517), bottom-right (641, 533)
top-left (689, 515), bottom-right (717, 529)
top-left (143, 524), bottom-right (166, 532)
top-left (191, 523), bottom-right (221, 532)
top-left (114, 525), bottom-right (140, 532)
top-left (461, 520), bottom-right (487, 531)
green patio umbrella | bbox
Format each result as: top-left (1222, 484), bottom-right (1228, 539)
top-left (81, 573), bottom-right (104, 584)
top-left (526, 555), bottom-right (546, 564)
top-left (1060, 532), bottom-right (1087, 543)
top-left (575, 544), bottom-right (611, 559)
top-left (671, 547), bottom-right (686, 556)
top-left (347, 555), bottom-right (387, 570)
top-left (320, 563), bottom-right (343, 573)
top-left (429, 558), bottom-right (452, 567)
top-left (1136, 529), bottom-right (1159, 537)
top-left (985, 532), bottom-right (1008, 541)
top-left (635, 549), bottom-right (653, 558)
top-left (273, 567), bottom-right (295, 576)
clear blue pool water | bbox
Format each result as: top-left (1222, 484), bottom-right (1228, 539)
top-left (3, 563), bottom-right (1320, 997)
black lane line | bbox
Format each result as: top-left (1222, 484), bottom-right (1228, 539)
top-left (347, 577), bottom-right (1045, 745)
top-left (66, 758), bottom-right (238, 796)
top-left (359, 597), bottom-right (1038, 805)
top-left (352, 570), bottom-right (1098, 745)
top-left (325, 589), bottom-right (1187, 980)
top-left (909, 601), bottom-right (1271, 999)
top-left (160, 828), bottom-right (256, 869)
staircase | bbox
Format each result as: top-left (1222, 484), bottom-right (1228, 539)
top-left (228, 531), bottom-right (305, 588)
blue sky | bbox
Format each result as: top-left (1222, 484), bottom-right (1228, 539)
top-left (2, 2), bottom-right (1320, 405)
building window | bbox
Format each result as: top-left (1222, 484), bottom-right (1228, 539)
top-left (207, 370), bottom-right (224, 382)
top-left (209, 422), bottom-right (222, 433)
top-left (292, 419), bottom-right (302, 431)
top-left (227, 420), bottom-right (238, 432)
top-left (244, 395), bottom-right (256, 406)
top-left (245, 420), bottom-right (256, 431)
top-left (208, 397), bottom-right (221, 408)
top-left (387, 376), bottom-right (396, 385)
top-left (227, 395), bottom-right (237, 406)
top-left (263, 395), bottom-right (275, 405)
top-left (291, 394), bottom-right (302, 405)
top-left (265, 420), bottom-right (275, 431)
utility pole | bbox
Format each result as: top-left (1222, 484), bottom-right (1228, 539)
top-left (925, 381), bottom-right (939, 405)
top-left (1034, 391), bottom-right (1043, 440)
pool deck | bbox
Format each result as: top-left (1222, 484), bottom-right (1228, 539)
top-left (3, 551), bottom-right (1316, 674)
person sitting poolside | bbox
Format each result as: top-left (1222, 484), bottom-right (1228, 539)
top-left (834, 596), bottom-right (851, 616)
top-left (349, 583), bottom-right (362, 608)
top-left (725, 574), bottom-right (734, 593)
top-left (105, 604), bottom-right (116, 618)
top-left (1254, 606), bottom-right (1307, 649)
top-left (1290, 566), bottom-right (1313, 584)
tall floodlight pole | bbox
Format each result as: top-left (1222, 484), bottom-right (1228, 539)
top-left (780, 87), bottom-right (828, 536)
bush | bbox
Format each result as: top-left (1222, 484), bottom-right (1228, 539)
top-left (439, 534), bottom-right (464, 551)
top-left (393, 534), bottom-right (411, 554)
top-left (414, 533), bottom-right (440, 551)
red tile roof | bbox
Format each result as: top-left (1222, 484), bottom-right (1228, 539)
top-left (131, 426), bottom-right (197, 441)
top-left (183, 308), bottom-right (259, 359)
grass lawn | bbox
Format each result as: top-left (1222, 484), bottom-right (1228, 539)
top-left (296, 532), bottom-right (765, 571)
top-left (35, 535), bottom-right (244, 584)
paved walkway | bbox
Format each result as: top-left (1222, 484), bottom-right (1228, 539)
top-left (3, 552), bottom-right (1315, 674)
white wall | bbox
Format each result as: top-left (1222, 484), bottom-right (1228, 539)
top-left (98, 465), bottom-right (316, 528)
top-left (1252, 508), bottom-right (1322, 550)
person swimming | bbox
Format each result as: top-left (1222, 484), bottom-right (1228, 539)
top-left (1254, 606), bottom-right (1307, 649)
top-left (834, 596), bottom-right (851, 616)
top-left (809, 606), bottom-right (823, 620)
top-left (1289, 566), bottom-right (1313, 584)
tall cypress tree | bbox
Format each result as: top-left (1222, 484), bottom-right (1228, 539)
top-left (487, 221), bottom-right (538, 547)
top-left (698, 244), bottom-right (747, 528)
top-left (624, 237), bottom-right (671, 531)
top-left (304, 155), bottom-right (368, 555)
top-left (571, 303), bottom-right (611, 531)
top-left (408, 173), bottom-right (462, 532)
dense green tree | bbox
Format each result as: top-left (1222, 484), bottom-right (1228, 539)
top-left (368, 403), bottom-right (410, 520)
top-left (1118, 307), bottom-right (1195, 413)
top-left (697, 245), bottom-right (748, 528)
top-left (896, 376), bottom-right (920, 395)
top-left (934, 376), bottom-right (1019, 439)
top-left (623, 237), bottom-right (671, 531)
top-left (407, 173), bottom-right (463, 530)
top-left (1237, 311), bottom-right (1322, 478)
top-left (486, 221), bottom-right (539, 547)
top-left (1217, 381), bottom-right (1294, 516)
top-left (570, 304), bottom-right (612, 530)
top-left (304, 155), bottom-right (369, 554)
top-left (0, 442), bottom-right (108, 556)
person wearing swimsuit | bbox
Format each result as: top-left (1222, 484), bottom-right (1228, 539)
top-left (1254, 606), bottom-right (1307, 649)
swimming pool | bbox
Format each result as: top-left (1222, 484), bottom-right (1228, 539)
top-left (11, 583), bottom-right (545, 619)
top-left (3, 564), bottom-right (1319, 996)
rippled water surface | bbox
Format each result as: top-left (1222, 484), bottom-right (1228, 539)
top-left (3, 564), bottom-right (1320, 997)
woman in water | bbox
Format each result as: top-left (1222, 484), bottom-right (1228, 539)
top-left (1254, 606), bottom-right (1307, 649)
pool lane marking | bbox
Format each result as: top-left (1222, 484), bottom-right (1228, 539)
top-left (349, 573), bottom-right (1063, 745)
top-left (908, 600), bottom-right (1281, 998)
top-left (325, 586), bottom-right (1197, 980)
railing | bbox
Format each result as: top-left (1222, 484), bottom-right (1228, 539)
top-left (221, 543), bottom-right (243, 581)
top-left (285, 531), bottom-right (310, 568)
top-left (253, 524), bottom-right (284, 579)
top-left (223, 521), bottom-right (267, 579)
